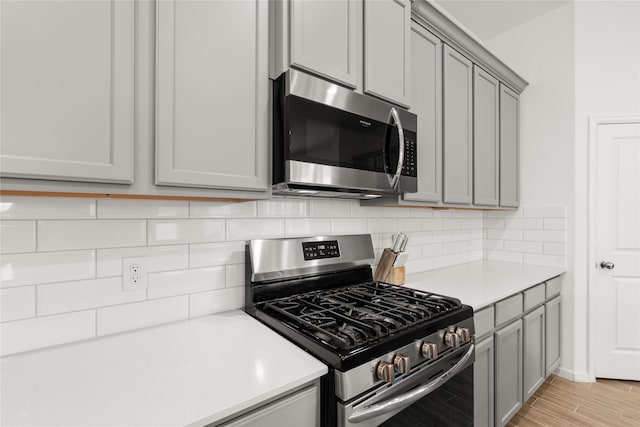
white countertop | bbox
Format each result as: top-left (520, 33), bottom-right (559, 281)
top-left (0, 311), bottom-right (327, 427)
top-left (405, 260), bottom-right (565, 310)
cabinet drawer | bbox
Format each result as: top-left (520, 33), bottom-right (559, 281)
top-left (546, 276), bottom-right (562, 298)
top-left (495, 294), bottom-right (523, 326)
top-left (524, 284), bottom-right (545, 311)
top-left (474, 307), bottom-right (495, 338)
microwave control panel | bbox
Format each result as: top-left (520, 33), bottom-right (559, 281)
top-left (302, 240), bottom-right (340, 260)
top-left (402, 139), bottom-right (417, 177)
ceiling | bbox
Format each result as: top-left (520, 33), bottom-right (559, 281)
top-left (434, 0), bottom-right (571, 41)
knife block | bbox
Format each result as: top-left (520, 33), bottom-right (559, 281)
top-left (384, 266), bottom-right (406, 286)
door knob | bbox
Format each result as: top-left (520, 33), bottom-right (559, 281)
top-left (600, 261), bottom-right (615, 270)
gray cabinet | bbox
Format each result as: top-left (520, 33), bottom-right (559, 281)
top-left (474, 336), bottom-right (495, 427)
top-left (499, 84), bottom-right (520, 207)
top-left (155, 0), bottom-right (269, 191)
top-left (443, 45), bottom-right (473, 204)
top-left (363, 0), bottom-right (411, 107)
top-left (403, 22), bottom-right (442, 203)
top-left (523, 306), bottom-right (546, 401)
top-left (473, 66), bottom-right (500, 206)
top-left (495, 319), bottom-right (523, 427)
top-left (220, 383), bottom-right (319, 427)
top-left (0, 0), bottom-right (134, 184)
top-left (290, 0), bottom-right (360, 88)
top-left (545, 296), bottom-right (562, 376)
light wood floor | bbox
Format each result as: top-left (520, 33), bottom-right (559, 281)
top-left (508, 374), bottom-right (640, 426)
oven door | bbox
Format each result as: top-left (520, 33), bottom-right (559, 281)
top-left (339, 344), bottom-right (474, 427)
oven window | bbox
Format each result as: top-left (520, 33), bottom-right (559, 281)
top-left (286, 96), bottom-right (400, 173)
top-left (379, 365), bottom-right (474, 427)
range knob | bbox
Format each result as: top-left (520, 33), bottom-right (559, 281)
top-left (421, 342), bottom-right (438, 360)
top-left (456, 327), bottom-right (471, 343)
top-left (393, 354), bottom-right (410, 374)
top-left (376, 361), bottom-right (395, 383)
top-left (444, 330), bottom-right (462, 348)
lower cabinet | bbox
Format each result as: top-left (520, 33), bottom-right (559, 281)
top-left (546, 296), bottom-right (562, 376)
top-left (523, 306), bottom-right (546, 401)
top-left (474, 336), bottom-right (495, 427)
top-left (494, 319), bottom-right (523, 427)
top-left (219, 383), bottom-right (319, 427)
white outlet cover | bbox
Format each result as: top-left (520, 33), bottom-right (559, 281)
top-left (122, 256), bottom-right (148, 291)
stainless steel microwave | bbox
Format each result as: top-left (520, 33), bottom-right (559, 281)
top-left (272, 70), bottom-right (417, 199)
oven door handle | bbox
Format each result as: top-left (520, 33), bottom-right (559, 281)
top-left (385, 107), bottom-right (405, 189)
top-left (347, 344), bottom-right (475, 424)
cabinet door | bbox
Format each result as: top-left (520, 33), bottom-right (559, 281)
top-left (403, 22), bottom-right (442, 203)
top-left (474, 336), bottom-right (495, 427)
top-left (545, 296), bottom-right (562, 376)
top-left (156, 0), bottom-right (269, 191)
top-left (495, 319), bottom-right (523, 427)
top-left (473, 66), bottom-right (500, 206)
top-left (290, 0), bottom-right (359, 88)
top-left (499, 84), bottom-right (520, 207)
top-left (363, 0), bottom-right (411, 107)
top-left (0, 0), bottom-right (134, 183)
top-left (523, 306), bottom-right (546, 401)
top-left (443, 45), bottom-right (473, 204)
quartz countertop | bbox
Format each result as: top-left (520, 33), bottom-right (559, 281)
top-left (0, 311), bottom-right (327, 427)
top-left (405, 260), bottom-right (565, 310)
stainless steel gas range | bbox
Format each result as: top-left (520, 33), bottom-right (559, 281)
top-left (244, 234), bottom-right (475, 427)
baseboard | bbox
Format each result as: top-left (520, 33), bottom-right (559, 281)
top-left (555, 366), bottom-right (592, 382)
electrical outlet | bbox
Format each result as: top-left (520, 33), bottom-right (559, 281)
top-left (122, 257), bottom-right (148, 291)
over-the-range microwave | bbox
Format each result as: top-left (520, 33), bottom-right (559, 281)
top-left (272, 70), bottom-right (417, 199)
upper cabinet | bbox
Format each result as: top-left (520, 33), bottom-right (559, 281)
top-left (499, 85), bottom-right (520, 207)
top-left (155, 0), bottom-right (269, 191)
top-left (363, 0), bottom-right (411, 107)
top-left (442, 44), bottom-right (473, 205)
top-left (0, 0), bottom-right (134, 184)
top-left (290, 0), bottom-right (360, 88)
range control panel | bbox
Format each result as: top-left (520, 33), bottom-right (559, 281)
top-left (302, 240), bottom-right (340, 260)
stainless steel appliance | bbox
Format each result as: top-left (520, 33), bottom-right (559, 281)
top-left (245, 234), bottom-right (475, 426)
top-left (272, 70), bottom-right (418, 199)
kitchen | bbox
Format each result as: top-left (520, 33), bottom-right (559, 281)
top-left (0, 0), bottom-right (638, 426)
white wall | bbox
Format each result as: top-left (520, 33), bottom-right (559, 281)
top-left (484, 3), bottom-right (577, 377)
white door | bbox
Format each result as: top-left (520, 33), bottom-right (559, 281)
top-left (594, 119), bottom-right (640, 381)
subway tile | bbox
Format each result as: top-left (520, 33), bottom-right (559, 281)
top-left (432, 210), bottom-right (452, 218)
top-left (505, 218), bottom-right (543, 230)
top-left (1, 250), bottom-right (95, 288)
top-left (461, 218), bottom-right (483, 229)
top-left (442, 241), bottom-right (462, 254)
top-left (368, 218), bottom-right (397, 233)
top-left (523, 205), bottom-right (566, 218)
top-left (38, 277), bottom-right (145, 316)
top-left (432, 255), bottom-right (455, 269)
top-left (38, 220), bottom-right (146, 251)
top-left (421, 243), bottom-right (443, 257)
top-left (400, 219), bottom-right (423, 232)
top-left (383, 207), bottom-right (411, 218)
top-left (0, 221), bottom-right (35, 254)
top-left (422, 218), bottom-right (443, 231)
top-left (544, 218), bottom-right (567, 230)
top-left (439, 218), bottom-right (461, 231)
top-left (97, 296), bottom-right (189, 336)
top-left (350, 203), bottom-right (383, 218)
top-left (97, 246), bottom-right (188, 277)
top-left (225, 264), bottom-right (245, 288)
top-left (189, 201), bottom-right (256, 218)
top-left (433, 231), bottom-right (453, 243)
top-left (409, 208), bottom-right (433, 218)
top-left (226, 219), bottom-right (284, 241)
top-left (484, 218), bottom-right (504, 229)
top-left (0, 286), bottom-right (35, 322)
top-left (1, 310), bottom-right (95, 356)
top-left (285, 219), bottom-right (332, 237)
top-left (0, 197), bottom-right (96, 219)
top-left (544, 243), bottom-right (566, 256)
top-left (410, 232), bottom-right (433, 245)
top-left (487, 228), bottom-right (523, 241)
top-left (503, 240), bottom-right (544, 254)
top-left (468, 250), bottom-right (483, 261)
top-left (484, 239), bottom-right (504, 251)
top-left (485, 209), bottom-right (522, 218)
top-left (148, 219), bottom-right (225, 245)
top-left (405, 257), bottom-right (433, 274)
top-left (331, 218), bottom-right (368, 235)
top-left (309, 200), bottom-right (350, 217)
top-left (189, 287), bottom-right (245, 318)
top-left (147, 267), bottom-right (225, 299)
top-left (452, 210), bottom-right (483, 218)
top-left (189, 241), bottom-right (245, 268)
top-left (97, 199), bottom-right (188, 219)
top-left (523, 230), bottom-right (565, 243)
top-left (524, 253), bottom-right (565, 268)
top-left (486, 250), bottom-right (523, 264)
top-left (257, 200), bottom-right (308, 217)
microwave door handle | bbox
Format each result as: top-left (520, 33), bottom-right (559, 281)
top-left (387, 107), bottom-right (405, 189)
top-left (347, 344), bottom-right (475, 424)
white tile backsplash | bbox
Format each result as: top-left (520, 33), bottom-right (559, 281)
top-left (0, 197), bottom-right (566, 356)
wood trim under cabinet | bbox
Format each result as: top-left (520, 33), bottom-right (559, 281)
top-left (0, 190), bottom-right (254, 203)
